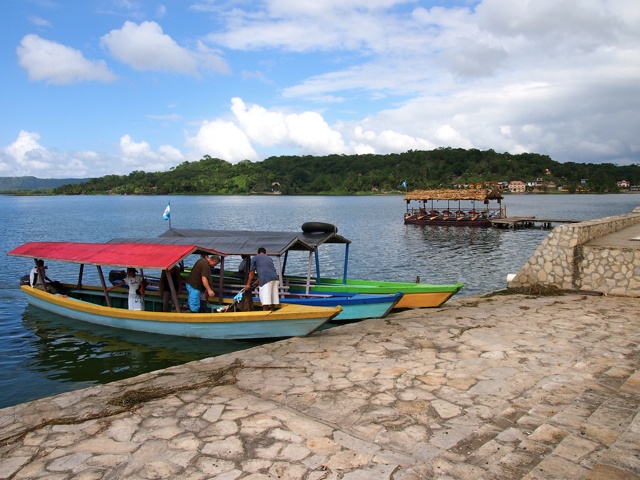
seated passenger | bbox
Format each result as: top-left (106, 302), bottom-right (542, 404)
top-left (30, 259), bottom-right (58, 294)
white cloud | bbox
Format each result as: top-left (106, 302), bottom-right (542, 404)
top-left (1, 130), bottom-right (98, 177)
top-left (29, 16), bottom-right (51, 27)
top-left (119, 134), bottom-right (184, 171)
top-left (351, 127), bottom-right (436, 153)
top-left (185, 120), bottom-right (259, 163)
top-left (3, 130), bottom-right (50, 169)
top-left (0, 131), bottom-right (185, 178)
top-left (185, 98), bottom-right (441, 160)
top-left (145, 113), bottom-right (183, 122)
top-left (16, 35), bottom-right (117, 85)
top-left (230, 98), bottom-right (347, 154)
top-left (101, 21), bottom-right (197, 73)
top-left (101, 21), bottom-right (228, 75)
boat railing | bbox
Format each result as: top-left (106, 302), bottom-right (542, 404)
top-left (406, 206), bottom-right (503, 219)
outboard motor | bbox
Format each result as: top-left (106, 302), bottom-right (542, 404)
top-left (108, 269), bottom-right (126, 285)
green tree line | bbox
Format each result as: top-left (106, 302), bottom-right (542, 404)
top-left (52, 149), bottom-right (640, 195)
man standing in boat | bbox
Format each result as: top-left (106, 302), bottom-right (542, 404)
top-left (245, 247), bottom-right (280, 311)
top-left (186, 254), bottom-right (219, 313)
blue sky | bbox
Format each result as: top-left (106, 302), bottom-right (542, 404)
top-left (1, 0), bottom-right (639, 178)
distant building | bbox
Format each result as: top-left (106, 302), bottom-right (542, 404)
top-left (617, 180), bottom-right (630, 188)
top-left (508, 180), bottom-right (526, 193)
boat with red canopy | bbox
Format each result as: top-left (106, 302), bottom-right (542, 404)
top-left (8, 241), bottom-right (341, 340)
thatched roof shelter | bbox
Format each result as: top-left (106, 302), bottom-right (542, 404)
top-left (403, 188), bottom-right (503, 202)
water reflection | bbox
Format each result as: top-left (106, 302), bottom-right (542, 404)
top-left (14, 306), bottom-right (263, 397)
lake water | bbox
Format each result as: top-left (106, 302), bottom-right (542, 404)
top-left (1, 194), bottom-right (638, 409)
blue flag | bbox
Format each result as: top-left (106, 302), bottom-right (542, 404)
top-left (401, 180), bottom-right (407, 188)
top-left (163, 202), bottom-right (170, 220)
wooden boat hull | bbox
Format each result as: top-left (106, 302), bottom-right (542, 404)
top-left (205, 270), bottom-right (404, 321)
top-left (267, 293), bottom-right (404, 321)
top-left (287, 279), bottom-right (463, 309)
top-left (21, 286), bottom-right (340, 340)
top-left (404, 216), bottom-right (492, 228)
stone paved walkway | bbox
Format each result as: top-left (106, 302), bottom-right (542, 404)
top-left (1, 293), bottom-right (639, 479)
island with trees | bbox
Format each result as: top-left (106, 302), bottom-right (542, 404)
top-left (3, 149), bottom-right (638, 195)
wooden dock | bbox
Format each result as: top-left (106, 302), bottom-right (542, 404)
top-left (491, 217), bottom-right (580, 229)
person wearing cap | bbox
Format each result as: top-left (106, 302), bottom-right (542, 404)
top-left (185, 255), bottom-right (220, 312)
top-left (29, 259), bottom-right (57, 294)
top-left (107, 267), bottom-right (146, 310)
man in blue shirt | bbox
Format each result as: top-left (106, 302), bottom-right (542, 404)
top-left (245, 247), bottom-right (280, 311)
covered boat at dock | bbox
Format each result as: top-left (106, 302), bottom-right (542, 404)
top-left (8, 241), bottom-right (341, 340)
top-left (141, 224), bottom-right (462, 310)
top-left (404, 188), bottom-right (506, 227)
top-left (109, 229), bottom-right (404, 321)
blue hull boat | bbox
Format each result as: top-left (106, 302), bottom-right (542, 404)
top-left (255, 292), bottom-right (404, 322)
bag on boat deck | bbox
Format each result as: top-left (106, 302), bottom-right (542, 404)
top-left (236, 291), bottom-right (254, 312)
top-left (220, 290), bottom-right (254, 312)
top-left (20, 274), bottom-right (30, 286)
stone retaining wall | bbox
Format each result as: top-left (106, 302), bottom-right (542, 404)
top-left (507, 207), bottom-right (640, 297)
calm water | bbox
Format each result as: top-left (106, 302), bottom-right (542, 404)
top-left (1, 194), bottom-right (638, 409)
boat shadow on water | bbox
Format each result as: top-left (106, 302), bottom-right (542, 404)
top-left (21, 304), bottom-right (266, 386)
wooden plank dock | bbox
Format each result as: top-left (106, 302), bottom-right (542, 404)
top-left (491, 217), bottom-right (580, 229)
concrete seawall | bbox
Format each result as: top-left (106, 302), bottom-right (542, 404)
top-left (1, 293), bottom-right (639, 479)
top-left (508, 207), bottom-right (640, 296)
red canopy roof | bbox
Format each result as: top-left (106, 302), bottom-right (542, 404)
top-left (8, 242), bottom-right (221, 270)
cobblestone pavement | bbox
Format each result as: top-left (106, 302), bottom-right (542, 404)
top-left (1, 293), bottom-right (639, 479)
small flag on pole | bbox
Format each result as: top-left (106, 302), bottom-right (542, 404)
top-left (401, 180), bottom-right (407, 188)
top-left (163, 202), bottom-right (171, 220)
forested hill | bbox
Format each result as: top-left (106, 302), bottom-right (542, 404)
top-left (0, 176), bottom-right (91, 192)
top-left (51, 149), bottom-right (640, 195)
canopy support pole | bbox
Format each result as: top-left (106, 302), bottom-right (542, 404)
top-left (96, 266), bottom-right (112, 308)
top-left (342, 243), bottom-right (349, 284)
top-left (166, 270), bottom-right (181, 313)
top-left (314, 249), bottom-right (321, 284)
top-left (77, 264), bottom-right (84, 289)
top-left (217, 257), bottom-right (225, 304)
top-left (306, 251), bottom-right (313, 295)
top-left (282, 251), bottom-right (288, 275)
top-left (275, 255), bottom-right (285, 298)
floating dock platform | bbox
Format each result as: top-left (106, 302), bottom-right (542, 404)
top-left (491, 216), bottom-right (580, 229)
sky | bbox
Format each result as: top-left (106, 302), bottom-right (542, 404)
top-left (1, 0), bottom-right (639, 179)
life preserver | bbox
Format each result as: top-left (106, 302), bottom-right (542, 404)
top-left (301, 222), bottom-right (337, 233)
